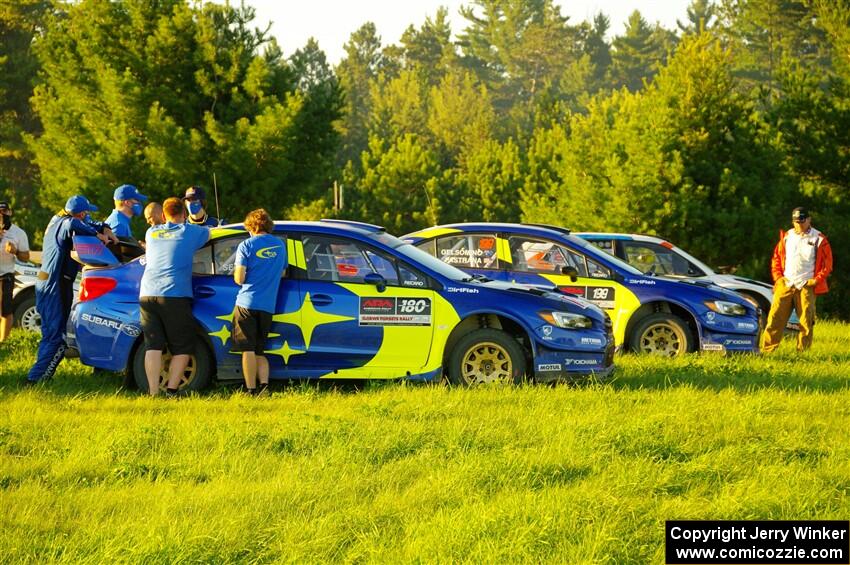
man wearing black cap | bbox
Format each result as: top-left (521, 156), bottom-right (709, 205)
top-left (183, 186), bottom-right (223, 227)
top-left (762, 207), bottom-right (833, 352)
top-left (26, 196), bottom-right (118, 384)
top-left (0, 201), bottom-right (30, 342)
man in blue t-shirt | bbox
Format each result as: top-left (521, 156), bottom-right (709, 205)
top-left (105, 184), bottom-right (148, 239)
top-left (140, 197), bottom-right (210, 396)
top-left (232, 208), bottom-right (287, 395)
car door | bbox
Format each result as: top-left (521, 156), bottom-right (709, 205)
top-left (501, 235), bottom-right (638, 337)
top-left (192, 233), bottom-right (302, 378)
top-left (296, 233), bottom-right (436, 375)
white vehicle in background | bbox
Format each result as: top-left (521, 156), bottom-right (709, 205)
top-left (12, 259), bottom-right (42, 332)
top-left (574, 232), bottom-right (799, 330)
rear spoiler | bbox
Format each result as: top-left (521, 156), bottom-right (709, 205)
top-left (71, 236), bottom-right (121, 267)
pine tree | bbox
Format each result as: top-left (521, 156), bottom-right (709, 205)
top-left (678, 0), bottom-right (718, 35)
top-left (336, 23), bottom-right (384, 170)
top-left (27, 0), bottom-right (337, 222)
top-left (0, 0), bottom-right (53, 235)
top-left (610, 11), bottom-right (677, 92)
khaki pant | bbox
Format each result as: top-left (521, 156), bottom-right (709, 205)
top-left (762, 277), bottom-right (816, 352)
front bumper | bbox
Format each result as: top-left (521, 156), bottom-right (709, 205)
top-left (700, 330), bottom-right (760, 353)
top-left (532, 339), bottom-right (616, 383)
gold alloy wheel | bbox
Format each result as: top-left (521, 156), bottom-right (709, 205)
top-left (638, 323), bottom-right (685, 356)
top-left (159, 352), bottom-right (197, 389)
top-left (460, 341), bottom-right (513, 385)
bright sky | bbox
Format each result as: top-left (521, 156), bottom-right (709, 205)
top-left (244, 1), bottom-right (693, 65)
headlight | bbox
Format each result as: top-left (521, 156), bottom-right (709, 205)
top-left (539, 311), bottom-right (592, 329)
top-left (705, 300), bottom-right (747, 316)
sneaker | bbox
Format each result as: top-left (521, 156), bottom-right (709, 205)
top-left (164, 389), bottom-right (181, 399)
top-left (257, 383), bottom-right (269, 396)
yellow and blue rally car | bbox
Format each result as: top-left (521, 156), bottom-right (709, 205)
top-left (402, 223), bottom-right (761, 356)
top-left (67, 220), bottom-right (615, 389)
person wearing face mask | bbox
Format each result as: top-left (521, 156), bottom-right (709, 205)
top-left (26, 195), bottom-right (118, 384)
top-left (105, 184), bottom-right (148, 238)
top-left (183, 186), bottom-right (223, 227)
top-left (762, 207), bottom-right (833, 353)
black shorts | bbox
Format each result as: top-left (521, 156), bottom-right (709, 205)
top-left (139, 296), bottom-right (196, 355)
top-left (0, 273), bottom-right (13, 317)
top-left (231, 306), bottom-right (272, 355)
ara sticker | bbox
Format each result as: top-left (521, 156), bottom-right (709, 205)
top-left (359, 297), bottom-right (432, 326)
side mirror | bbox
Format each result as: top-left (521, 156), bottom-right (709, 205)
top-left (364, 272), bottom-right (387, 292)
top-left (561, 266), bottom-right (578, 282)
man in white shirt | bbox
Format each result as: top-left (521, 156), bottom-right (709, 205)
top-left (762, 207), bottom-right (833, 352)
top-left (0, 201), bottom-right (31, 342)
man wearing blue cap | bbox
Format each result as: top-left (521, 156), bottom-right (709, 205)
top-left (105, 184), bottom-right (148, 238)
top-left (183, 186), bottom-right (223, 227)
top-left (26, 195), bottom-right (118, 384)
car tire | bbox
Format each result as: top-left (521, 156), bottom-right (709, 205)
top-left (14, 292), bottom-right (40, 332)
top-left (447, 328), bottom-right (527, 386)
top-left (131, 337), bottom-right (213, 393)
top-left (629, 313), bottom-right (694, 357)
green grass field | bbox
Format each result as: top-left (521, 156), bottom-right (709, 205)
top-left (2, 323), bottom-right (849, 563)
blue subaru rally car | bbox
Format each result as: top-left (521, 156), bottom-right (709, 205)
top-left (66, 220), bottom-right (615, 390)
top-left (402, 223), bottom-right (761, 356)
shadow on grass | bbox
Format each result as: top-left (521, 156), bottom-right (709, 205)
top-left (607, 352), bottom-right (850, 393)
top-left (3, 331), bottom-right (849, 397)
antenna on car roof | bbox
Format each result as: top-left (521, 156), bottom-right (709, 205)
top-left (212, 172), bottom-right (222, 227)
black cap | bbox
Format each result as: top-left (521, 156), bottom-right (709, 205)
top-left (183, 186), bottom-right (207, 201)
top-left (0, 201), bottom-right (9, 212)
top-left (792, 207), bottom-right (809, 221)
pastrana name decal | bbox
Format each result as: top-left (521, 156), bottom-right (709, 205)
top-left (359, 297), bottom-right (432, 326)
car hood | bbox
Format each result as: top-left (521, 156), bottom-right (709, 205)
top-left (653, 275), bottom-right (755, 308)
top-left (472, 279), bottom-right (609, 321)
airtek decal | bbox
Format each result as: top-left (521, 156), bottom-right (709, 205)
top-left (81, 313), bottom-right (141, 337)
top-left (359, 297), bottom-right (432, 326)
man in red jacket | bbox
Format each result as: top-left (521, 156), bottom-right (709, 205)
top-left (762, 207), bottom-right (833, 352)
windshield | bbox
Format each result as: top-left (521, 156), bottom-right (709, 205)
top-left (392, 241), bottom-right (470, 281)
top-left (566, 234), bottom-right (645, 276)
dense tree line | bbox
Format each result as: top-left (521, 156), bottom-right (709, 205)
top-left (1, 0), bottom-right (848, 316)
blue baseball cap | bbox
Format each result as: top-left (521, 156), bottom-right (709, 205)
top-left (113, 184), bottom-right (148, 202)
top-left (183, 185), bottom-right (207, 201)
top-left (65, 195), bottom-right (99, 214)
